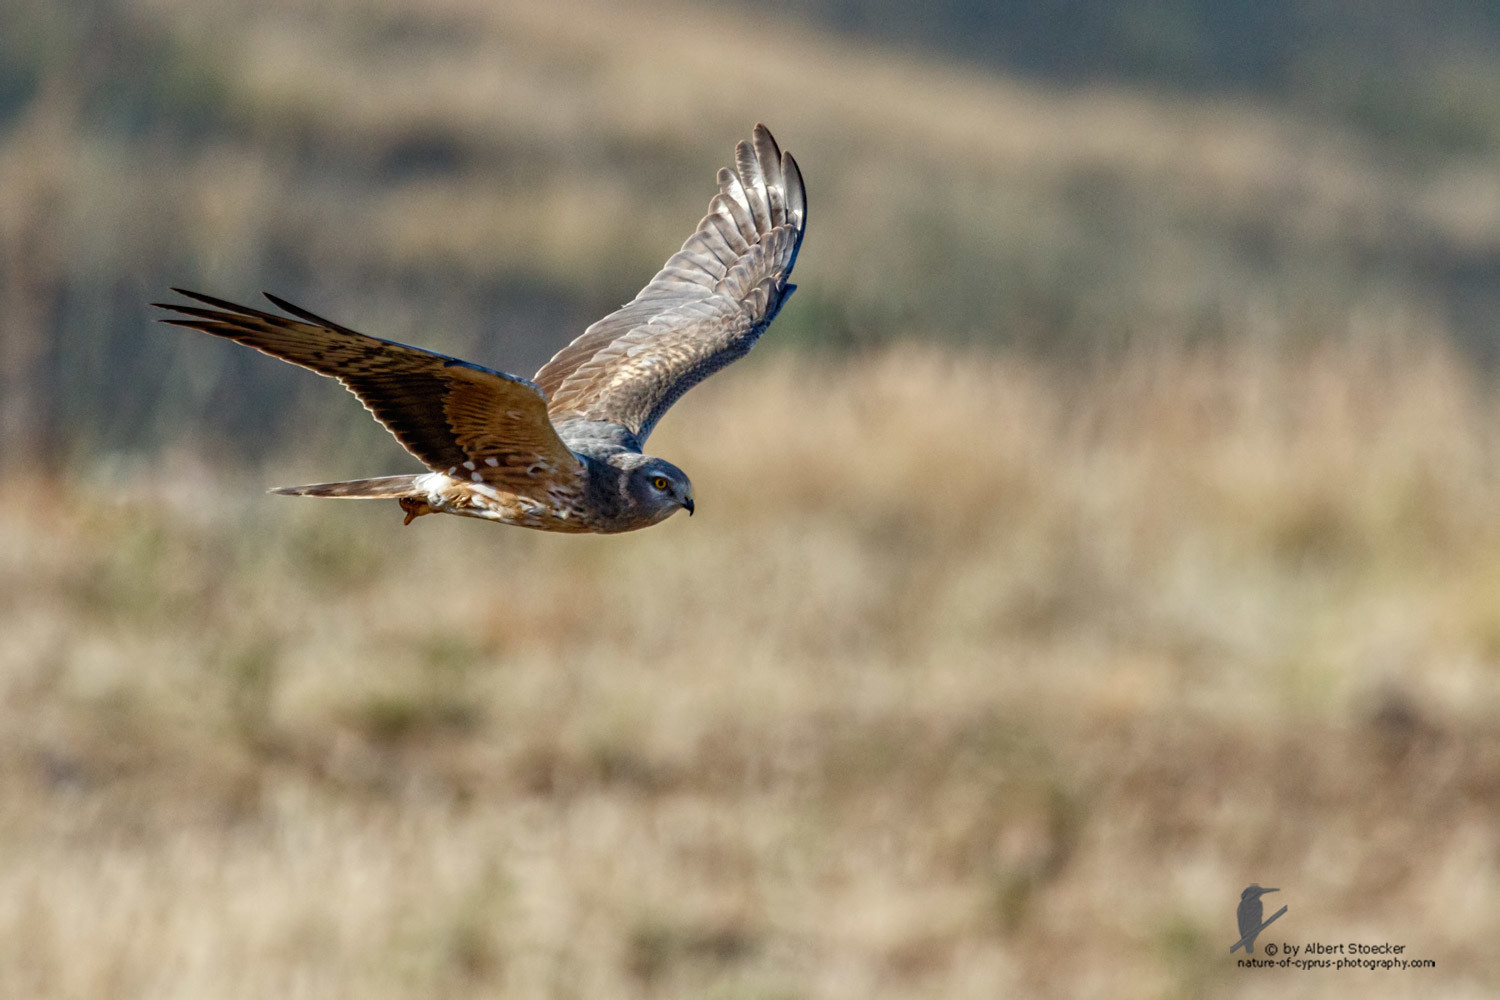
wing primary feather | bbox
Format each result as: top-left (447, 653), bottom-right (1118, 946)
top-left (157, 318), bottom-right (231, 332)
top-left (710, 193), bottom-right (756, 247)
top-left (152, 302), bottom-right (255, 324)
top-left (169, 287), bottom-right (286, 323)
top-left (753, 125), bottom-right (786, 227)
top-left (783, 152), bottom-right (805, 228)
top-left (734, 139), bottom-right (772, 234)
top-left (262, 291), bottom-right (365, 337)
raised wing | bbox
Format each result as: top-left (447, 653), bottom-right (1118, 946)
top-left (154, 289), bottom-right (581, 491)
top-left (535, 124), bottom-right (806, 443)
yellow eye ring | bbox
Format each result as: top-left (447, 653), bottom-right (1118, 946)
top-left (651, 476), bottom-right (670, 491)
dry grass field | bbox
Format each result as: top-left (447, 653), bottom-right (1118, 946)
top-left (6, 0), bottom-right (1500, 996)
top-left (4, 340), bottom-right (1500, 998)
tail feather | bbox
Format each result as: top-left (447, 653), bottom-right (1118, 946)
top-left (269, 475), bottom-right (421, 499)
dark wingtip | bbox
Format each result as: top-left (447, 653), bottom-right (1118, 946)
top-left (151, 291), bottom-right (197, 317)
top-left (167, 286), bottom-right (220, 305)
top-left (260, 291), bottom-right (360, 334)
top-left (261, 291), bottom-right (303, 322)
top-left (159, 287), bottom-right (289, 323)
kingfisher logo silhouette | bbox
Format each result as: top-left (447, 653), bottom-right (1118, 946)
top-left (1230, 885), bottom-right (1286, 953)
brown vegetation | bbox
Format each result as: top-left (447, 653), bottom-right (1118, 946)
top-left (3, 342), bottom-right (1498, 997)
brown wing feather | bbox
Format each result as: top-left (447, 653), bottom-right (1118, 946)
top-left (154, 289), bottom-right (580, 492)
top-left (534, 124), bottom-right (807, 442)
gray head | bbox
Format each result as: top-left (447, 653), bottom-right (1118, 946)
top-left (1241, 885), bottom-right (1278, 900)
top-left (609, 452), bottom-right (695, 524)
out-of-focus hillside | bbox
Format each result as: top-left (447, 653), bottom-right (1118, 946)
top-left (3, 345), bottom-right (1498, 998)
top-left (763, 0), bottom-right (1500, 157)
top-left (4, 0), bottom-right (1500, 468)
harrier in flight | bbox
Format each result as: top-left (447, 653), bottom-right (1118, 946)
top-left (156, 125), bottom-right (805, 533)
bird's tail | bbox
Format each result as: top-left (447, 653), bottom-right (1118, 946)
top-left (269, 475), bottom-right (422, 499)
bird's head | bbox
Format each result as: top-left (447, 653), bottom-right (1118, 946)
top-left (616, 453), bottom-right (695, 522)
top-left (1241, 885), bottom-right (1278, 900)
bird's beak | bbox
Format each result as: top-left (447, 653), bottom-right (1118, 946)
top-left (1262, 888), bottom-right (1279, 893)
top-left (682, 498), bottom-right (694, 516)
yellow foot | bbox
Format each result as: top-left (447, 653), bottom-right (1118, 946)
top-left (399, 497), bottom-right (430, 525)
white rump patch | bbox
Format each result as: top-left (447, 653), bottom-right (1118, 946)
top-left (414, 472), bottom-right (450, 499)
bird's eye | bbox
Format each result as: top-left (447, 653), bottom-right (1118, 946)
top-left (651, 476), bottom-right (670, 491)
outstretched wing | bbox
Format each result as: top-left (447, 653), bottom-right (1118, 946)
top-left (154, 290), bottom-right (581, 492)
top-left (534, 124), bottom-right (807, 443)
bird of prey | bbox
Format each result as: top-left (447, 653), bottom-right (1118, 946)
top-left (155, 125), bottom-right (805, 533)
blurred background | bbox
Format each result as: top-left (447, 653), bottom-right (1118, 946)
top-left (3, 0), bottom-right (1500, 995)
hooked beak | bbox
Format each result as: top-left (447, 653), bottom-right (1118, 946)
top-left (683, 497), bottom-right (694, 516)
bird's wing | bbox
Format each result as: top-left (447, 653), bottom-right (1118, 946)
top-left (155, 290), bottom-right (581, 493)
top-left (534, 124), bottom-right (806, 443)
top-left (1236, 903), bottom-right (1259, 939)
